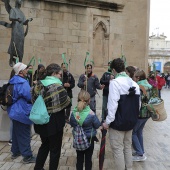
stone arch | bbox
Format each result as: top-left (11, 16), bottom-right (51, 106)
top-left (164, 62), bottom-right (170, 73)
top-left (93, 18), bottom-right (110, 39)
top-left (164, 62), bottom-right (170, 67)
top-left (93, 16), bottom-right (110, 67)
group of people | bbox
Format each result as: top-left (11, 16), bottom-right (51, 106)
top-left (6, 58), bottom-right (163, 170)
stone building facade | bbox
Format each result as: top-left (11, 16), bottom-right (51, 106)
top-left (0, 0), bottom-right (150, 79)
top-left (148, 34), bottom-right (170, 73)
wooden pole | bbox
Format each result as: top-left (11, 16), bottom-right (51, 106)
top-left (13, 42), bottom-right (19, 63)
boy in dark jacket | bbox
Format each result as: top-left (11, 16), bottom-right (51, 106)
top-left (61, 63), bottom-right (75, 121)
top-left (100, 61), bottom-right (114, 120)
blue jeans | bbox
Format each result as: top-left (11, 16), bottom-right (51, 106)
top-left (11, 120), bottom-right (32, 157)
top-left (132, 118), bottom-right (148, 156)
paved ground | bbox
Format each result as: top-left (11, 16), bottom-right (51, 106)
top-left (0, 88), bottom-right (170, 170)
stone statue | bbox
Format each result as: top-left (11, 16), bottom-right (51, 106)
top-left (0, 0), bottom-right (33, 67)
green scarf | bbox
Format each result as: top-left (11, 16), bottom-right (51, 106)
top-left (115, 71), bottom-right (129, 79)
top-left (72, 105), bottom-right (91, 126)
top-left (40, 76), bottom-right (62, 87)
top-left (137, 79), bottom-right (152, 89)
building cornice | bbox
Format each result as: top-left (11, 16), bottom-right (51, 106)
top-left (44, 0), bottom-right (124, 11)
top-left (149, 50), bottom-right (170, 57)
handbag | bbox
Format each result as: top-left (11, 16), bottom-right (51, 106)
top-left (29, 95), bottom-right (50, 124)
top-left (147, 99), bottom-right (167, 121)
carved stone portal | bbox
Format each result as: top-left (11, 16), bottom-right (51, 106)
top-left (93, 16), bottom-right (110, 67)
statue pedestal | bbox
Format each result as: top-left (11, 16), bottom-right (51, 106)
top-left (0, 106), bottom-right (10, 141)
top-left (0, 80), bottom-right (35, 141)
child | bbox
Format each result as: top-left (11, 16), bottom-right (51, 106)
top-left (70, 90), bottom-right (101, 170)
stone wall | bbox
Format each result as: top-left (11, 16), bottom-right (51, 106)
top-left (0, 0), bottom-right (150, 79)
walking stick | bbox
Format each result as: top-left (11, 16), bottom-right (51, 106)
top-left (13, 42), bottom-right (19, 63)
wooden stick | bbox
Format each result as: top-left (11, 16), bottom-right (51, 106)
top-left (13, 42), bottom-right (19, 61)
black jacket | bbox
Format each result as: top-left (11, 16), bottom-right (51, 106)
top-left (100, 72), bottom-right (112, 96)
top-left (62, 71), bottom-right (75, 98)
top-left (34, 110), bottom-right (65, 137)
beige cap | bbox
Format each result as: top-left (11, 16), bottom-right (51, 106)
top-left (13, 62), bottom-right (27, 75)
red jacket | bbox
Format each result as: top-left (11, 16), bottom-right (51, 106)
top-left (156, 76), bottom-right (165, 90)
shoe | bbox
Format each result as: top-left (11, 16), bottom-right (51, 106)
top-left (8, 140), bottom-right (12, 146)
top-left (132, 155), bottom-right (147, 162)
top-left (132, 151), bottom-right (137, 156)
top-left (11, 153), bottom-right (21, 159)
top-left (22, 156), bottom-right (36, 164)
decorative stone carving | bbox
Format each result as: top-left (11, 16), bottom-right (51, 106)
top-left (93, 16), bottom-right (110, 67)
top-left (93, 17), bottom-right (110, 39)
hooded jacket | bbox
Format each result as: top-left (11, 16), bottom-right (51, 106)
top-left (106, 74), bottom-right (140, 131)
top-left (70, 106), bottom-right (101, 138)
top-left (7, 75), bottom-right (32, 125)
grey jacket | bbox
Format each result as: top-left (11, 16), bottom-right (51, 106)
top-left (77, 74), bottom-right (101, 97)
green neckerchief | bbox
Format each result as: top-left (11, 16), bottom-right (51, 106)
top-left (73, 105), bottom-right (91, 126)
top-left (115, 71), bottom-right (129, 79)
top-left (137, 79), bottom-right (152, 89)
top-left (40, 76), bottom-right (62, 87)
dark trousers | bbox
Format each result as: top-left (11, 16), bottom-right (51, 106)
top-left (158, 89), bottom-right (161, 98)
top-left (11, 120), bottom-right (32, 157)
top-left (65, 107), bottom-right (71, 121)
top-left (76, 139), bottom-right (94, 170)
top-left (34, 129), bottom-right (63, 170)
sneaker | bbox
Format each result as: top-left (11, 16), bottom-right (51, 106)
top-left (22, 156), bottom-right (36, 164)
top-left (11, 153), bottom-right (21, 159)
top-left (132, 151), bottom-right (137, 156)
top-left (8, 140), bottom-right (12, 146)
top-left (132, 155), bottom-right (147, 162)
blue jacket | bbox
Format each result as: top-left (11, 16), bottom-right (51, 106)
top-left (7, 75), bottom-right (32, 125)
top-left (70, 110), bottom-right (101, 138)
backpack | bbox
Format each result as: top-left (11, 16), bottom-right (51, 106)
top-left (29, 95), bottom-right (50, 125)
top-left (72, 112), bottom-right (92, 151)
top-left (0, 83), bottom-right (14, 106)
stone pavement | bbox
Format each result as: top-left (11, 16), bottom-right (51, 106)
top-left (0, 88), bottom-right (170, 170)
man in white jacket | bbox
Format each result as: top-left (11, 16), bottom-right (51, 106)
top-left (103, 58), bottom-right (140, 170)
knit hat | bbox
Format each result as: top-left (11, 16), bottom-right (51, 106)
top-left (13, 62), bottom-right (27, 75)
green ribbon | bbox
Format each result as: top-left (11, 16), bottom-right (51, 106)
top-left (62, 53), bottom-right (68, 69)
top-left (121, 54), bottom-right (127, 67)
top-left (38, 58), bottom-right (42, 64)
top-left (84, 52), bottom-right (94, 67)
top-left (28, 56), bottom-right (36, 66)
top-left (120, 45), bottom-right (127, 67)
top-left (15, 57), bottom-right (19, 63)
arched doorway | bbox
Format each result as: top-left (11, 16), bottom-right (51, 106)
top-left (164, 62), bottom-right (170, 73)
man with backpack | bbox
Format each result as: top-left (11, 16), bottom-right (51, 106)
top-left (102, 58), bottom-right (140, 170)
top-left (7, 62), bottom-right (36, 164)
